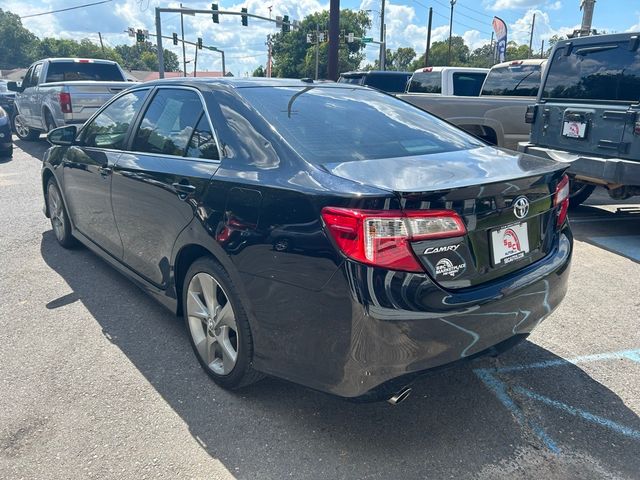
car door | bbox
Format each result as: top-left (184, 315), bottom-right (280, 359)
top-left (16, 66), bottom-right (34, 123)
top-left (62, 88), bottom-right (150, 258)
top-left (110, 87), bottom-right (221, 288)
top-left (26, 63), bottom-right (43, 127)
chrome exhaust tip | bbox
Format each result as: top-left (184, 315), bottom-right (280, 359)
top-left (387, 387), bottom-right (412, 405)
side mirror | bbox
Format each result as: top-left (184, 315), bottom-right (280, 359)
top-left (7, 81), bottom-right (23, 92)
top-left (47, 125), bottom-right (77, 146)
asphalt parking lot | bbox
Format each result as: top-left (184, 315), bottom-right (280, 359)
top-left (1, 138), bottom-right (639, 480)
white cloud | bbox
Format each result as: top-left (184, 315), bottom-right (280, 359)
top-left (488, 0), bottom-right (543, 10)
top-left (463, 30), bottom-right (491, 50)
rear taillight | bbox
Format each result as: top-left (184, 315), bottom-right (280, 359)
top-left (525, 104), bottom-right (537, 124)
top-left (554, 175), bottom-right (570, 227)
top-left (634, 112), bottom-right (640, 135)
top-left (59, 92), bottom-right (72, 113)
top-left (321, 207), bottom-right (466, 272)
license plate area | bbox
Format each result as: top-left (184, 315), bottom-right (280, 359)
top-left (562, 120), bottom-right (587, 138)
top-left (491, 222), bottom-right (530, 266)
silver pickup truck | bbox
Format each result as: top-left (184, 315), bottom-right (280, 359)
top-left (8, 58), bottom-right (134, 141)
top-left (398, 59), bottom-right (545, 150)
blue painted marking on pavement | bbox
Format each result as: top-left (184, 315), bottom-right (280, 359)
top-left (588, 235), bottom-right (640, 262)
top-left (473, 348), bottom-right (640, 453)
top-left (513, 386), bottom-right (640, 441)
top-left (473, 369), bottom-right (561, 453)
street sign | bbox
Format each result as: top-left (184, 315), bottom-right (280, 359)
top-left (362, 37), bottom-right (373, 43)
top-left (306, 33), bottom-right (314, 43)
top-left (127, 27), bottom-right (135, 37)
top-left (347, 32), bottom-right (354, 43)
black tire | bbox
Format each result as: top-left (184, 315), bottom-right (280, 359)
top-left (183, 256), bottom-right (263, 390)
top-left (568, 179), bottom-right (596, 209)
top-left (44, 110), bottom-right (56, 133)
top-left (12, 113), bottom-right (40, 141)
top-left (47, 179), bottom-right (76, 248)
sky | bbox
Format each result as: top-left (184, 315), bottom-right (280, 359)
top-left (4, 0), bottom-right (640, 76)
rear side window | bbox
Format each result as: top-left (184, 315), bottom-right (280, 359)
top-left (365, 74), bottom-right (410, 93)
top-left (481, 64), bottom-right (541, 96)
top-left (543, 42), bottom-right (640, 101)
top-left (236, 86), bottom-right (481, 164)
top-left (452, 72), bottom-right (486, 96)
top-left (133, 89), bottom-right (203, 157)
top-left (407, 72), bottom-right (442, 93)
top-left (81, 89), bottom-right (148, 149)
top-left (186, 114), bottom-right (219, 160)
top-left (46, 62), bottom-right (125, 82)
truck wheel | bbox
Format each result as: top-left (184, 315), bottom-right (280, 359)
top-left (568, 180), bottom-right (596, 209)
top-left (44, 111), bottom-right (57, 133)
top-left (12, 113), bottom-right (40, 141)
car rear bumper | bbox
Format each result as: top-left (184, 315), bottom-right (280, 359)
top-left (252, 229), bottom-right (572, 399)
top-left (518, 142), bottom-right (640, 186)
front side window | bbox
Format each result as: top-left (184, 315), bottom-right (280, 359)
top-left (236, 86), bottom-right (480, 164)
top-left (481, 64), bottom-right (542, 96)
top-left (543, 42), bottom-right (640, 101)
top-left (132, 89), bottom-right (203, 156)
top-left (31, 64), bottom-right (43, 86)
top-left (81, 89), bottom-right (148, 149)
top-left (21, 67), bottom-right (34, 89)
top-left (407, 72), bottom-right (442, 93)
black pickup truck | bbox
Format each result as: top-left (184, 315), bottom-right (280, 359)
top-left (519, 32), bottom-right (640, 206)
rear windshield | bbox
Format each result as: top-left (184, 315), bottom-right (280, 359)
top-left (337, 75), bottom-right (364, 86)
top-left (543, 41), bottom-right (640, 102)
top-left (452, 72), bottom-right (486, 96)
top-left (407, 72), bottom-right (442, 93)
top-left (481, 64), bottom-right (541, 96)
top-left (237, 86), bottom-right (480, 163)
top-left (364, 73), bottom-right (410, 93)
top-left (45, 62), bottom-right (125, 82)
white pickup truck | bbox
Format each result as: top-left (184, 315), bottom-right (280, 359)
top-left (8, 58), bottom-right (134, 141)
top-left (398, 59), bottom-right (546, 150)
top-left (405, 66), bottom-right (489, 96)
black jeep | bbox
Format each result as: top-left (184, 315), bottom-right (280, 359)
top-left (519, 32), bottom-right (640, 206)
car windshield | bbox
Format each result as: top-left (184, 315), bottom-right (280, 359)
top-left (45, 62), bottom-right (125, 82)
top-left (237, 86), bottom-right (480, 163)
top-left (481, 64), bottom-right (541, 96)
top-left (543, 41), bottom-right (640, 101)
top-left (364, 74), bottom-right (410, 93)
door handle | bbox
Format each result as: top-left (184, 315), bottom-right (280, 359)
top-left (98, 166), bottom-right (112, 176)
top-left (172, 182), bottom-right (196, 197)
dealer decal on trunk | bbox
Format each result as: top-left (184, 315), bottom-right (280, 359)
top-left (435, 258), bottom-right (466, 277)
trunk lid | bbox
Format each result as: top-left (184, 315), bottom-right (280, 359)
top-left (323, 146), bottom-right (567, 289)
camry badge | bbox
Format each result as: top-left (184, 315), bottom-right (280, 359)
top-left (513, 196), bottom-right (530, 219)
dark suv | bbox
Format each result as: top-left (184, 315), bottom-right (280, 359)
top-left (519, 33), bottom-right (640, 206)
top-left (338, 70), bottom-right (411, 94)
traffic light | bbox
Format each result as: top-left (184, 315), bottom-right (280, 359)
top-left (282, 15), bottom-right (290, 33)
top-left (211, 3), bottom-right (219, 24)
top-left (241, 8), bottom-right (248, 26)
top-left (136, 29), bottom-right (145, 43)
top-left (197, 37), bottom-right (203, 49)
top-left (172, 33), bottom-right (178, 45)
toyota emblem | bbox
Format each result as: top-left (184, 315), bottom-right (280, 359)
top-left (513, 196), bottom-right (530, 219)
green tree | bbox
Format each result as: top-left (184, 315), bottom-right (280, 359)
top-left (252, 65), bottom-right (266, 77)
top-left (506, 41), bottom-right (531, 60)
top-left (368, 47), bottom-right (416, 71)
top-left (468, 43), bottom-right (495, 68)
top-left (408, 37), bottom-right (469, 70)
top-left (271, 9), bottom-right (371, 78)
top-left (0, 9), bottom-right (40, 68)
top-left (114, 42), bottom-right (179, 72)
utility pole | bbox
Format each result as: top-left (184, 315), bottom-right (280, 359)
top-left (425, 7), bottom-right (432, 67)
top-left (327, 0), bottom-right (340, 80)
top-left (180, 3), bottom-right (187, 76)
top-left (193, 44), bottom-right (198, 77)
top-left (528, 13), bottom-right (536, 59)
top-left (489, 31), bottom-right (494, 65)
top-left (579, 0), bottom-right (596, 36)
top-left (540, 39), bottom-right (545, 58)
top-left (98, 32), bottom-right (105, 54)
top-left (267, 5), bottom-right (273, 78)
top-left (379, 0), bottom-right (386, 70)
top-left (447, 0), bottom-right (457, 66)
top-left (155, 8), bottom-right (165, 79)
top-left (315, 24), bottom-right (320, 80)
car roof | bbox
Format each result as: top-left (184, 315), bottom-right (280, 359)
top-left (139, 77), bottom-right (370, 90)
top-left (39, 58), bottom-right (119, 65)
top-left (340, 70), bottom-right (411, 77)
top-left (411, 66), bottom-right (489, 73)
top-left (491, 59), bottom-right (546, 69)
top-left (555, 31), bottom-right (640, 46)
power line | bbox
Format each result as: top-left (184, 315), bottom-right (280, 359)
top-left (457, 0), bottom-right (494, 19)
top-left (411, 1), bottom-right (492, 36)
top-left (20, 0), bottom-right (113, 19)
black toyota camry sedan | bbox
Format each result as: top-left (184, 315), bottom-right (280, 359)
top-left (42, 78), bottom-right (572, 402)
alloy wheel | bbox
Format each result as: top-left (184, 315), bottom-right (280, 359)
top-left (14, 115), bottom-right (30, 138)
top-left (186, 272), bottom-right (239, 375)
top-left (48, 185), bottom-right (65, 241)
